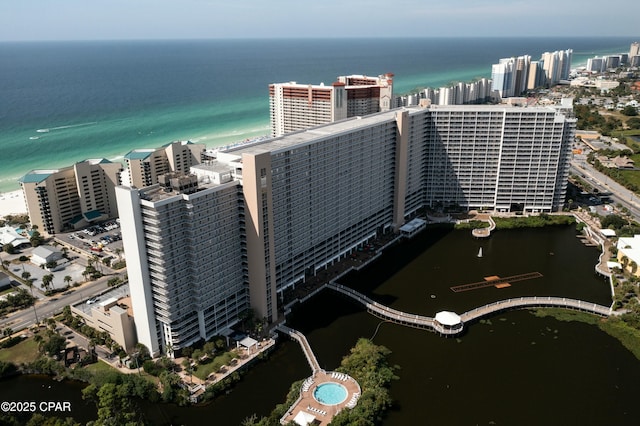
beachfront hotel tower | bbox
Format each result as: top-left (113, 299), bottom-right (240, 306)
top-left (117, 102), bottom-right (575, 356)
top-left (20, 159), bottom-right (122, 234)
top-left (120, 141), bottom-right (205, 188)
top-left (269, 74), bottom-right (393, 137)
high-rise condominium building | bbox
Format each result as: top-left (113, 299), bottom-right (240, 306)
top-left (117, 102), bottom-right (575, 356)
top-left (541, 50), bottom-right (572, 86)
top-left (630, 42), bottom-right (640, 58)
top-left (20, 159), bottom-right (122, 235)
top-left (491, 56), bottom-right (531, 98)
top-left (269, 74), bottom-right (393, 137)
top-left (121, 141), bottom-right (205, 188)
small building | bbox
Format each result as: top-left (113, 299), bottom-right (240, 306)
top-left (399, 218), bottom-right (426, 238)
top-left (31, 245), bottom-right (63, 266)
top-left (617, 235), bottom-right (640, 277)
top-left (71, 296), bottom-right (137, 352)
top-left (0, 226), bottom-right (30, 248)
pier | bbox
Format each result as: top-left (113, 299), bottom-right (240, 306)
top-left (277, 324), bottom-right (321, 373)
top-left (326, 283), bottom-right (612, 336)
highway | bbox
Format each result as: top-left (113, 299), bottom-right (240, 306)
top-left (0, 274), bottom-right (118, 332)
top-left (570, 155), bottom-right (640, 220)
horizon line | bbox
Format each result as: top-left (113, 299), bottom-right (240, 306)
top-left (1, 35), bottom-right (638, 44)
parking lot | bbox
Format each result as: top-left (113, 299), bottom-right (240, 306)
top-left (55, 220), bottom-right (124, 261)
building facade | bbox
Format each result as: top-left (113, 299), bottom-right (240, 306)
top-left (20, 159), bottom-right (122, 235)
top-left (121, 141), bottom-right (205, 188)
top-left (269, 74), bottom-right (393, 137)
top-left (118, 103), bottom-right (575, 356)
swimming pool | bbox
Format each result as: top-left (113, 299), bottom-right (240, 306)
top-left (313, 382), bottom-right (348, 405)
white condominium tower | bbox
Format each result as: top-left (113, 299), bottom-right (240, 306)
top-left (269, 74), bottom-right (393, 137)
top-left (541, 49), bottom-right (572, 86)
top-left (491, 56), bottom-right (531, 98)
top-left (118, 103), bottom-right (575, 356)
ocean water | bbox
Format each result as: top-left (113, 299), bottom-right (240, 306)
top-left (0, 37), bottom-right (634, 193)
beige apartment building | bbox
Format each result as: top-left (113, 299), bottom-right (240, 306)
top-left (121, 140), bottom-right (205, 188)
top-left (19, 159), bottom-right (122, 235)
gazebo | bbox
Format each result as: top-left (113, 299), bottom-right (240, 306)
top-left (434, 311), bottom-right (462, 330)
top-left (236, 336), bottom-right (259, 354)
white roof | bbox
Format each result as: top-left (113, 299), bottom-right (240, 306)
top-left (607, 261), bottom-right (622, 269)
top-left (617, 235), bottom-right (640, 266)
top-left (293, 410), bottom-right (316, 426)
top-left (435, 311), bottom-right (462, 326)
top-left (400, 218), bottom-right (426, 233)
top-left (600, 229), bottom-right (616, 237)
top-left (0, 226), bottom-right (29, 247)
top-left (239, 336), bottom-right (258, 348)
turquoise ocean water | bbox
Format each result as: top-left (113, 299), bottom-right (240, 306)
top-left (0, 37), bottom-right (634, 193)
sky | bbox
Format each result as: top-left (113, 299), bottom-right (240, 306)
top-left (1, 0), bottom-right (638, 41)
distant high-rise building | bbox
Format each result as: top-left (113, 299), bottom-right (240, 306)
top-left (541, 49), bottom-right (572, 85)
top-left (121, 141), bottom-right (205, 188)
top-left (527, 61), bottom-right (545, 89)
top-left (586, 57), bottom-right (605, 73)
top-left (630, 42), bottom-right (640, 58)
top-left (605, 55), bottom-right (621, 69)
top-left (269, 74), bottom-right (393, 137)
top-left (118, 103), bottom-right (575, 356)
top-left (20, 159), bottom-right (122, 234)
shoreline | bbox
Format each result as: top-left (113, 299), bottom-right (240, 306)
top-left (0, 190), bottom-right (27, 218)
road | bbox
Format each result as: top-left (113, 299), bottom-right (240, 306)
top-left (0, 275), bottom-right (116, 331)
top-left (570, 158), bottom-right (640, 221)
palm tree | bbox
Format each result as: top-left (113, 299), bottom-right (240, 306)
top-left (21, 271), bottom-right (32, 286)
top-left (63, 275), bottom-right (72, 288)
top-left (42, 274), bottom-right (54, 292)
top-left (1, 259), bottom-right (9, 271)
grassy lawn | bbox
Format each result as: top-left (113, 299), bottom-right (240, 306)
top-left (0, 338), bottom-right (39, 364)
top-left (193, 351), bottom-right (238, 380)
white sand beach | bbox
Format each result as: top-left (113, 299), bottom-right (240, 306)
top-left (0, 190), bottom-right (27, 218)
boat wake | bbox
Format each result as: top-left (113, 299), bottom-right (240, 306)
top-left (36, 121), bottom-right (98, 133)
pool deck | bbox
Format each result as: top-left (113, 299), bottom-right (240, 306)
top-left (281, 370), bottom-right (361, 425)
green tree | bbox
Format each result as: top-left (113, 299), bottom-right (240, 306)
top-left (41, 334), bottom-right (66, 356)
top-left (622, 105), bottom-right (638, 116)
top-left (29, 231), bottom-right (44, 247)
top-left (63, 275), bottom-right (72, 288)
top-left (2, 243), bottom-right (15, 254)
top-left (94, 382), bottom-right (143, 425)
top-left (41, 274), bottom-right (54, 292)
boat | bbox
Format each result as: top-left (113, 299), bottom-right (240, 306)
top-left (477, 247), bottom-right (483, 258)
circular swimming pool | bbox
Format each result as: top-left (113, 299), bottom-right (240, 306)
top-left (313, 382), bottom-right (348, 405)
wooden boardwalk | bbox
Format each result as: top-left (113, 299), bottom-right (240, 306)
top-left (327, 283), bottom-right (458, 335)
top-left (326, 283), bottom-right (612, 336)
top-left (277, 324), bottom-right (322, 373)
top-left (450, 272), bottom-right (543, 292)
top-left (460, 296), bottom-right (611, 322)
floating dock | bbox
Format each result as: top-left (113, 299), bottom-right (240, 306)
top-left (450, 272), bottom-right (543, 292)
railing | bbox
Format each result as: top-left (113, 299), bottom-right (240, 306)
top-left (460, 296), bottom-right (611, 322)
top-left (277, 324), bottom-right (321, 373)
top-left (326, 284), bottom-right (611, 336)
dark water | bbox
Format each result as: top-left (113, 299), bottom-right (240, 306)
top-left (3, 227), bottom-right (640, 425)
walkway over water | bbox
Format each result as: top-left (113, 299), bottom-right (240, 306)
top-left (460, 296), bottom-right (612, 321)
top-left (326, 283), bottom-right (612, 336)
top-left (277, 324), bottom-right (322, 373)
